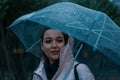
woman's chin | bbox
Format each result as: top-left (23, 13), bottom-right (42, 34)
top-left (51, 56), bottom-right (59, 61)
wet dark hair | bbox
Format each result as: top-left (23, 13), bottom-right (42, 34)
top-left (41, 27), bottom-right (69, 45)
top-left (41, 27), bottom-right (69, 59)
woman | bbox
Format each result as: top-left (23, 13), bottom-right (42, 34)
top-left (33, 28), bottom-right (95, 80)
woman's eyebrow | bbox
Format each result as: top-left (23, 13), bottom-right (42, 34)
top-left (44, 36), bottom-right (63, 40)
top-left (56, 36), bottom-right (64, 39)
top-left (44, 37), bottom-right (51, 40)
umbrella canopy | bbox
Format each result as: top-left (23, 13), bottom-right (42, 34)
top-left (7, 2), bottom-right (120, 65)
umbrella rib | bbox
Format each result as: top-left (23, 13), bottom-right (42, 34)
top-left (65, 21), bottom-right (89, 30)
top-left (26, 39), bottom-right (41, 52)
top-left (92, 29), bottom-right (120, 32)
top-left (8, 12), bottom-right (35, 29)
top-left (92, 31), bottom-right (120, 46)
top-left (67, 26), bottom-right (89, 30)
top-left (107, 16), bottom-right (120, 30)
top-left (93, 13), bottom-right (106, 51)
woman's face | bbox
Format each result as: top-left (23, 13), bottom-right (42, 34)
top-left (41, 29), bottom-right (65, 64)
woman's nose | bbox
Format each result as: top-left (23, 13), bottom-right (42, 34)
top-left (52, 41), bottom-right (58, 47)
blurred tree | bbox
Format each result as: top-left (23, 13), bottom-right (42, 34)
top-left (0, 0), bottom-right (120, 80)
top-left (109, 0), bottom-right (120, 8)
top-left (0, 0), bottom-right (48, 27)
top-left (0, 0), bottom-right (48, 79)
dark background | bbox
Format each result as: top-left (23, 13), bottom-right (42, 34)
top-left (0, 0), bottom-right (120, 80)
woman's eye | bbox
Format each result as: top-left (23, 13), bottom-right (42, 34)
top-left (45, 40), bottom-right (52, 44)
top-left (56, 39), bottom-right (63, 43)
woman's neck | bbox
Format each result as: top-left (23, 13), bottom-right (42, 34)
top-left (49, 59), bottom-right (59, 64)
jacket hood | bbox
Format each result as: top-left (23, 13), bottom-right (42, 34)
top-left (34, 37), bottom-right (75, 80)
top-left (60, 36), bottom-right (74, 66)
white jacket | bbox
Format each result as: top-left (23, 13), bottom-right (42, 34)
top-left (33, 37), bottom-right (95, 80)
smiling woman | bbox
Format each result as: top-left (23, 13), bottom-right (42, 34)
top-left (33, 28), bottom-right (95, 80)
top-left (41, 29), bottom-right (65, 64)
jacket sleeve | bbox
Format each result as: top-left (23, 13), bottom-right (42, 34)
top-left (77, 64), bottom-right (95, 80)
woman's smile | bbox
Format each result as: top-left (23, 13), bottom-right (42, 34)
top-left (41, 29), bottom-right (65, 64)
top-left (50, 50), bottom-right (60, 55)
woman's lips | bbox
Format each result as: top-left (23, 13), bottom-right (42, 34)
top-left (51, 50), bottom-right (60, 55)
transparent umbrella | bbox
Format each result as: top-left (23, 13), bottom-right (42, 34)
top-left (7, 2), bottom-right (120, 66)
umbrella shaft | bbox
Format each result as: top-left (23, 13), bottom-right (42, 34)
top-left (62, 44), bottom-right (83, 80)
